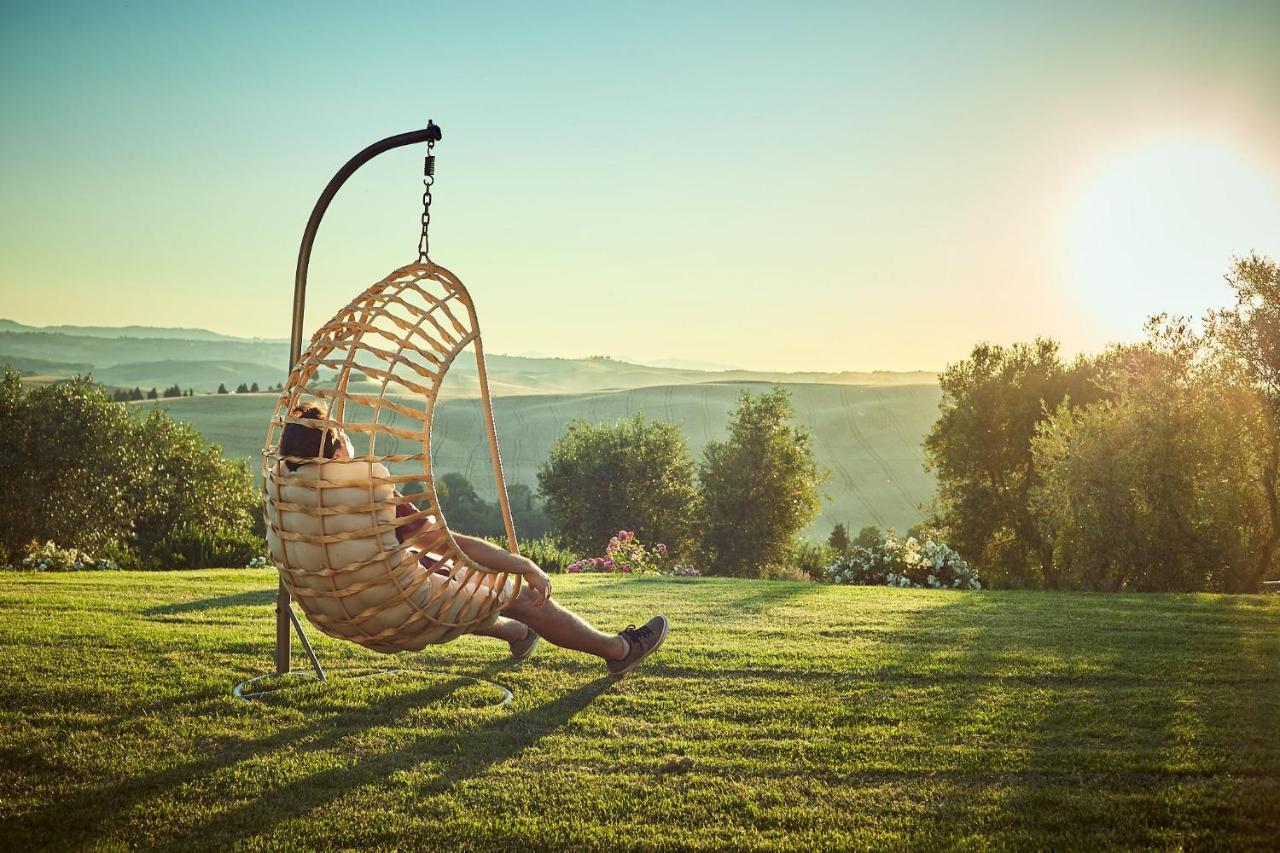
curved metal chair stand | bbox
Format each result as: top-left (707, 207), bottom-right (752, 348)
top-left (232, 121), bottom-right (522, 702)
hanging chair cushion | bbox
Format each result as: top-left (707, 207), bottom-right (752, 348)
top-left (265, 457), bottom-right (513, 652)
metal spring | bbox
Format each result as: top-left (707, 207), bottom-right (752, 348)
top-left (423, 155), bottom-right (436, 177)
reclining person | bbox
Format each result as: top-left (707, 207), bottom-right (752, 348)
top-left (276, 403), bottom-right (666, 676)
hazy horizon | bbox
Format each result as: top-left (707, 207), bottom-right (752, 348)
top-left (3, 2), bottom-right (1279, 372)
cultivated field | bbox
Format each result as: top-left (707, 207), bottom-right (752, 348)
top-left (1, 571), bottom-right (1277, 849)
top-left (142, 382), bottom-right (942, 536)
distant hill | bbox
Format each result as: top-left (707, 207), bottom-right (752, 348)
top-left (0, 322), bottom-right (938, 395)
top-left (0, 318), bottom-right (270, 342)
top-left (94, 360), bottom-right (292, 392)
top-left (141, 381), bottom-right (942, 537)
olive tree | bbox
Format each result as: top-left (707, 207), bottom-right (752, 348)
top-left (538, 414), bottom-right (699, 555)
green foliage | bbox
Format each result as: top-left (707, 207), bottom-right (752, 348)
top-left (435, 473), bottom-right (552, 540)
top-left (538, 414), bottom-right (699, 555)
top-left (146, 522), bottom-right (266, 571)
top-left (825, 529), bottom-right (981, 589)
top-left (0, 369), bottom-right (262, 568)
top-left (786, 538), bottom-right (835, 579)
top-left (924, 339), bottom-right (1105, 588)
top-left (1033, 317), bottom-right (1276, 592)
top-left (827, 522), bottom-right (851, 554)
top-left (853, 524), bottom-right (883, 549)
top-left (514, 535), bottom-right (582, 574)
top-left (698, 387), bottom-right (827, 577)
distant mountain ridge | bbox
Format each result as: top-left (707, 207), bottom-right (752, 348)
top-left (0, 320), bottom-right (938, 393)
top-left (0, 318), bottom-right (280, 343)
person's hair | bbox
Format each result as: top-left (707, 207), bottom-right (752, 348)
top-left (279, 402), bottom-right (341, 471)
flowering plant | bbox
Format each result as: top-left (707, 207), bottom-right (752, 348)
top-left (16, 540), bottom-right (117, 572)
top-left (670, 564), bottom-right (701, 577)
top-left (567, 530), bottom-right (678, 575)
top-left (245, 555), bottom-right (273, 569)
top-left (824, 531), bottom-right (981, 590)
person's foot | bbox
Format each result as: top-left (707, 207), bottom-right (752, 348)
top-left (509, 625), bottom-right (541, 662)
top-left (607, 615), bottom-right (669, 677)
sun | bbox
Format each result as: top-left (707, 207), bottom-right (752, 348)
top-left (1062, 137), bottom-right (1280, 343)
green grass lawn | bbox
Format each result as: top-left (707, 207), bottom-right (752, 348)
top-left (2, 572), bottom-right (1278, 850)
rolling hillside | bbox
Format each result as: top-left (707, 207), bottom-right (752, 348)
top-left (142, 381), bottom-right (942, 536)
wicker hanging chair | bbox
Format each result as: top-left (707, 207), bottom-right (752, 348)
top-left (262, 260), bottom-right (522, 653)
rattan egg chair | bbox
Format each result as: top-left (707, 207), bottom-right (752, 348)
top-left (242, 122), bottom-right (522, 699)
top-left (263, 260), bottom-right (522, 653)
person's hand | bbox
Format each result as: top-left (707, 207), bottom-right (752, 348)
top-left (522, 562), bottom-right (552, 606)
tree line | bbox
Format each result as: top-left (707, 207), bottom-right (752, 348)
top-left (923, 254), bottom-right (1280, 592)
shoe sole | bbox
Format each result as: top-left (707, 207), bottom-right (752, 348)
top-left (611, 618), bottom-right (669, 678)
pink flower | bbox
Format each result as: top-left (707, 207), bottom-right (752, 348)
top-left (620, 564), bottom-right (632, 573)
top-left (657, 543), bottom-right (668, 556)
top-left (602, 558), bottom-right (615, 571)
top-left (567, 562), bottom-right (584, 574)
top-left (620, 531), bottom-right (635, 542)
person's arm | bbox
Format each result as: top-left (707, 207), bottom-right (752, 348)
top-left (452, 533), bottom-right (552, 605)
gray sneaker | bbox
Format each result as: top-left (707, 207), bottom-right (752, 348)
top-left (607, 615), bottom-right (669, 677)
top-left (509, 626), bottom-right (541, 662)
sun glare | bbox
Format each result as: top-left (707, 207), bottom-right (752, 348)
top-left (1063, 137), bottom-right (1280, 343)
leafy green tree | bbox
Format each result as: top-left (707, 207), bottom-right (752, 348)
top-left (698, 387), bottom-right (826, 577)
top-left (1206, 253), bottom-right (1280, 584)
top-left (129, 387), bottom-right (144, 401)
top-left (216, 383), bottom-right (228, 395)
top-left (538, 414), bottom-right (699, 555)
top-left (146, 387), bottom-right (158, 400)
top-left (853, 524), bottom-right (883, 549)
top-left (924, 339), bottom-right (1104, 588)
top-left (162, 384), bottom-right (182, 398)
top-left (250, 382), bottom-right (260, 393)
top-left (827, 522), bottom-right (851, 554)
top-left (0, 369), bottom-right (262, 567)
top-left (235, 383), bottom-right (249, 394)
top-left (1032, 318), bottom-right (1273, 592)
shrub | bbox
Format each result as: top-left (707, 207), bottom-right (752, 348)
top-left (148, 522), bottom-right (267, 570)
top-left (517, 535), bottom-right (581, 574)
top-left (539, 414), bottom-right (699, 557)
top-left (789, 538), bottom-right (835, 578)
top-left (760, 563), bottom-right (811, 582)
top-left (698, 387), bottom-right (826, 577)
top-left (15, 540), bottom-right (117, 572)
top-left (824, 529), bottom-right (981, 590)
top-left (0, 369), bottom-right (264, 569)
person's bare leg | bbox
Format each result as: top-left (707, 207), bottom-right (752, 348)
top-left (502, 587), bottom-right (627, 660)
top-left (473, 615), bottom-right (529, 643)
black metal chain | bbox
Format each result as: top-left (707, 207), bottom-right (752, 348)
top-left (417, 120), bottom-right (442, 263)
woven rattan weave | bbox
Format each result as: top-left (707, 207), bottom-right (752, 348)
top-left (263, 261), bottom-right (521, 653)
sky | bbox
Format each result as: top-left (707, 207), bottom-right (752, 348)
top-left (1, 1), bottom-right (1279, 372)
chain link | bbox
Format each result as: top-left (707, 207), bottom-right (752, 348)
top-left (417, 139), bottom-right (436, 263)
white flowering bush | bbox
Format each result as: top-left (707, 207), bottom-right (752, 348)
top-left (14, 540), bottom-right (117, 572)
top-left (824, 531), bottom-right (981, 590)
top-left (245, 555), bottom-right (272, 569)
top-left (670, 564), bottom-right (701, 577)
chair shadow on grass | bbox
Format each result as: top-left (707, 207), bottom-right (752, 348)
top-left (143, 588), bottom-right (276, 616)
top-left (169, 674), bottom-right (615, 848)
top-left (13, 669), bottom-right (613, 849)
